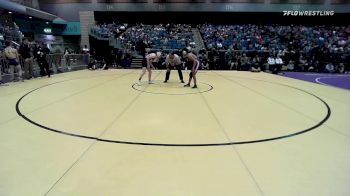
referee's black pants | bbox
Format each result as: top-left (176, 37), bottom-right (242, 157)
top-left (165, 64), bottom-right (183, 81)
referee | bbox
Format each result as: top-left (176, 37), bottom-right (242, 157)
top-left (164, 51), bottom-right (184, 83)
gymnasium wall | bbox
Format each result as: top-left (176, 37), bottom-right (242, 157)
top-left (94, 11), bottom-right (350, 25)
top-left (37, 0), bottom-right (350, 21)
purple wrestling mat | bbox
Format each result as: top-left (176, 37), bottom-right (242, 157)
top-left (282, 72), bottom-right (350, 91)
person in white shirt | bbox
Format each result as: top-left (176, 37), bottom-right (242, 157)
top-left (275, 55), bottom-right (284, 73)
top-left (267, 55), bottom-right (276, 72)
top-left (275, 56), bottom-right (283, 65)
top-left (164, 51), bottom-right (184, 83)
top-left (137, 51), bottom-right (161, 85)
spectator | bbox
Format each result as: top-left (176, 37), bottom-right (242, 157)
top-left (87, 50), bottom-right (98, 70)
top-left (297, 55), bottom-right (307, 71)
top-left (50, 45), bottom-right (63, 73)
top-left (0, 52), bottom-right (3, 85)
top-left (81, 45), bottom-right (90, 65)
top-left (275, 55), bottom-right (284, 73)
top-left (313, 60), bottom-right (322, 72)
top-left (325, 62), bottom-right (335, 73)
top-left (287, 60), bottom-right (295, 71)
top-left (229, 53), bottom-right (240, 70)
top-left (345, 56), bottom-right (350, 74)
top-left (64, 48), bottom-right (71, 70)
top-left (336, 63), bottom-right (345, 73)
top-left (240, 53), bottom-right (249, 71)
top-left (102, 49), bottom-right (115, 70)
top-left (251, 55), bottom-right (261, 70)
top-left (251, 55), bottom-right (261, 72)
top-left (19, 38), bottom-right (34, 79)
top-left (267, 54), bottom-right (276, 73)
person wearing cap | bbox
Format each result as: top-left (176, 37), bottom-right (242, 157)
top-left (183, 48), bottom-right (199, 88)
top-left (164, 51), bottom-right (184, 83)
top-left (136, 51), bottom-right (161, 85)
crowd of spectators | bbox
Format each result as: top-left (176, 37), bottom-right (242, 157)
top-left (87, 48), bottom-right (133, 70)
top-left (90, 22), bottom-right (128, 39)
top-left (90, 23), bottom-right (197, 69)
top-left (90, 23), bottom-right (350, 73)
top-left (89, 23), bottom-right (350, 74)
top-left (0, 22), bottom-right (23, 42)
top-left (119, 24), bottom-right (195, 52)
top-left (0, 21), bottom-right (24, 50)
top-left (199, 24), bottom-right (350, 73)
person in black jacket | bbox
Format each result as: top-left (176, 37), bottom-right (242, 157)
top-left (19, 38), bottom-right (33, 79)
top-left (345, 53), bottom-right (350, 74)
top-left (34, 42), bottom-right (51, 77)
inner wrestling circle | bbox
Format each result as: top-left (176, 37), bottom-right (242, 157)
top-left (132, 80), bottom-right (214, 95)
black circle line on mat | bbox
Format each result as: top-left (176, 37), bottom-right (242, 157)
top-left (16, 76), bottom-right (331, 147)
top-left (132, 82), bottom-right (214, 95)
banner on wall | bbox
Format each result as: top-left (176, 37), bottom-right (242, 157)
top-left (16, 18), bottom-right (81, 35)
top-left (58, 22), bottom-right (81, 35)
